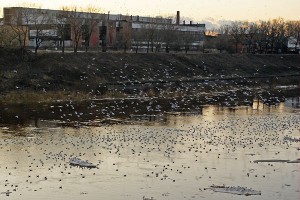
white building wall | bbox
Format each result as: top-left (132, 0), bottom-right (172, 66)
top-left (288, 37), bottom-right (299, 49)
top-left (132, 22), bottom-right (205, 32)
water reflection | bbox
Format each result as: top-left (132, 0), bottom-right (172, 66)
top-left (285, 96), bottom-right (300, 108)
top-left (0, 94), bottom-right (299, 128)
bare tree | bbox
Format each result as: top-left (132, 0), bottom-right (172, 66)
top-left (242, 21), bottom-right (258, 53)
top-left (181, 31), bottom-right (196, 54)
top-left (203, 29), bottom-right (218, 50)
top-left (116, 22), bottom-right (132, 52)
top-left (229, 21), bottom-right (245, 53)
top-left (205, 18), bottom-right (299, 54)
top-left (274, 18), bottom-right (287, 53)
top-left (153, 28), bottom-right (163, 52)
top-left (81, 7), bottom-right (103, 52)
top-left (161, 24), bottom-right (178, 53)
top-left (255, 20), bottom-right (271, 53)
top-left (140, 23), bottom-right (159, 53)
top-left (286, 21), bottom-right (300, 51)
top-left (216, 25), bottom-right (231, 53)
top-left (56, 8), bottom-right (69, 53)
top-left (65, 7), bottom-right (85, 53)
top-left (10, 10), bottom-right (26, 48)
top-left (266, 18), bottom-right (286, 53)
top-left (27, 9), bottom-right (53, 55)
top-left (0, 27), bottom-right (6, 47)
top-left (132, 28), bottom-right (144, 53)
top-left (0, 26), bottom-right (19, 47)
top-left (8, 8), bottom-right (32, 59)
top-left (7, 7), bottom-right (55, 55)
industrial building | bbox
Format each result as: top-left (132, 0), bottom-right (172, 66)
top-left (1, 7), bottom-right (205, 52)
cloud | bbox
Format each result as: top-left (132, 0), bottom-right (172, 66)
top-left (179, 16), bottom-right (236, 30)
top-left (197, 18), bottom-right (235, 30)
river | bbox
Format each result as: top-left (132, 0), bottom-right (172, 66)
top-left (0, 96), bottom-right (299, 200)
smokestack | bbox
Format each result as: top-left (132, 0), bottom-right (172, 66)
top-left (176, 11), bottom-right (180, 25)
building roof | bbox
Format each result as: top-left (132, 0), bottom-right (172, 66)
top-left (3, 7), bottom-right (203, 27)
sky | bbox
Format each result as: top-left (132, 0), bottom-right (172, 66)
top-left (0, 0), bottom-right (299, 26)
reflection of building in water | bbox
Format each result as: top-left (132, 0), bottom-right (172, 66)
top-left (284, 97), bottom-right (300, 108)
top-left (252, 97), bottom-right (290, 113)
top-left (252, 97), bottom-right (263, 110)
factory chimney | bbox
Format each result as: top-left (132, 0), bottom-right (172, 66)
top-left (176, 11), bottom-right (180, 25)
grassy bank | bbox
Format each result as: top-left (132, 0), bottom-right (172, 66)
top-left (0, 51), bottom-right (299, 103)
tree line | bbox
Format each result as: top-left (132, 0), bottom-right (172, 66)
top-left (206, 19), bottom-right (300, 54)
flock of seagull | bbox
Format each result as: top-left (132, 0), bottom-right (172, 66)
top-left (0, 98), bottom-right (299, 199)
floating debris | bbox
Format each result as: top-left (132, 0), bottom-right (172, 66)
top-left (1, 190), bottom-right (12, 196)
top-left (287, 158), bottom-right (300, 163)
top-left (208, 185), bottom-right (261, 196)
top-left (130, 114), bottom-right (167, 122)
top-left (69, 157), bottom-right (97, 168)
top-left (253, 159), bottom-right (290, 163)
top-left (98, 118), bottom-right (127, 124)
top-left (143, 196), bottom-right (155, 200)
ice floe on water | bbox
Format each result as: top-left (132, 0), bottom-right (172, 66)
top-left (1, 190), bottom-right (12, 197)
top-left (253, 158), bottom-right (300, 163)
top-left (287, 158), bottom-right (300, 163)
top-left (208, 185), bottom-right (261, 196)
top-left (69, 157), bottom-right (97, 168)
top-left (253, 159), bottom-right (290, 163)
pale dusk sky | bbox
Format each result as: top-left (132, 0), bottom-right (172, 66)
top-left (0, 0), bottom-right (299, 22)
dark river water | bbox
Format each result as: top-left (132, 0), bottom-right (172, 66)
top-left (0, 95), bottom-right (299, 200)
